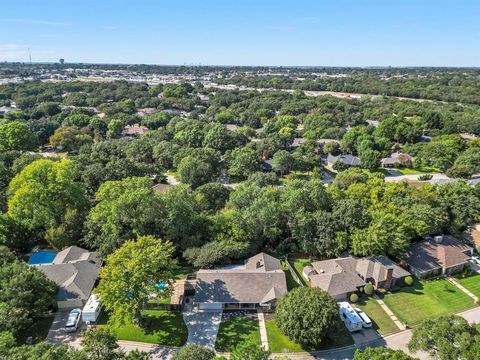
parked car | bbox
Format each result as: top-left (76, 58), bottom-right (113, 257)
top-left (65, 308), bottom-right (82, 333)
top-left (470, 255), bottom-right (480, 265)
top-left (354, 308), bottom-right (373, 328)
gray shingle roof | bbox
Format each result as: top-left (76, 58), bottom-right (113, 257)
top-left (194, 253), bottom-right (287, 304)
top-left (326, 154), bottom-right (361, 166)
top-left (39, 246), bottom-right (101, 302)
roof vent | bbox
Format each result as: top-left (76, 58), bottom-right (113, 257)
top-left (434, 235), bottom-right (444, 244)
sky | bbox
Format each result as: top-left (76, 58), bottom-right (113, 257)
top-left (1, 0), bottom-right (479, 66)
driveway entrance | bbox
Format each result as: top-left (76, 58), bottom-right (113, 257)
top-left (183, 309), bottom-right (222, 348)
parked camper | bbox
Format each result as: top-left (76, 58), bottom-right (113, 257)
top-left (354, 307), bottom-right (373, 328)
top-left (82, 294), bottom-right (102, 323)
top-left (338, 301), bottom-right (363, 332)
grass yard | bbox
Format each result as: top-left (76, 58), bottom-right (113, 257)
top-left (382, 278), bottom-right (474, 326)
top-left (355, 297), bottom-right (399, 335)
top-left (455, 272), bottom-right (480, 298)
top-left (265, 318), bottom-right (354, 352)
top-left (281, 262), bottom-right (302, 290)
top-left (393, 167), bottom-right (439, 175)
top-left (98, 309), bottom-right (187, 346)
top-left (291, 258), bottom-right (312, 285)
top-left (215, 316), bottom-right (261, 352)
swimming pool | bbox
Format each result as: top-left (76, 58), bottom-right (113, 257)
top-left (28, 250), bottom-right (57, 265)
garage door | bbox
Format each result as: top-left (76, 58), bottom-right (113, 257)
top-left (198, 303), bottom-right (223, 310)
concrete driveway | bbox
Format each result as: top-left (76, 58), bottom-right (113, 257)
top-left (183, 310), bottom-right (222, 348)
top-left (46, 311), bottom-right (85, 345)
top-left (350, 328), bottom-right (381, 345)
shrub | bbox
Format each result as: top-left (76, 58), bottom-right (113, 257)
top-left (418, 174), bottom-right (433, 181)
top-left (172, 344), bottom-right (216, 360)
top-left (350, 293), bottom-right (359, 303)
top-left (404, 276), bottom-right (414, 286)
top-left (364, 283), bottom-right (374, 296)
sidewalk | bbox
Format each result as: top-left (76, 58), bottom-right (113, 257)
top-left (256, 310), bottom-right (269, 350)
top-left (447, 276), bottom-right (479, 302)
top-left (373, 294), bottom-right (406, 331)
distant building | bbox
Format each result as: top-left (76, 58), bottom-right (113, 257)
top-left (324, 154), bottom-right (361, 169)
top-left (225, 124), bottom-right (239, 132)
top-left (121, 124), bottom-right (149, 137)
top-left (137, 107), bottom-right (159, 117)
top-left (59, 58), bottom-right (65, 65)
top-left (381, 152), bottom-right (413, 168)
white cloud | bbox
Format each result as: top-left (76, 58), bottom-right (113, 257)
top-left (102, 25), bottom-right (116, 31)
top-left (6, 18), bottom-right (70, 26)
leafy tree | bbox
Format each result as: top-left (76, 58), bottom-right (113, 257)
top-left (203, 124), bottom-right (235, 152)
top-left (408, 315), bottom-right (480, 360)
top-left (177, 155), bottom-right (216, 189)
top-left (0, 121), bottom-right (37, 152)
top-left (96, 236), bottom-right (177, 325)
top-left (0, 260), bottom-right (56, 337)
top-left (7, 159), bottom-right (88, 249)
top-left (271, 150), bottom-right (295, 176)
top-left (275, 287), bottom-right (340, 348)
top-left (171, 344), bottom-right (216, 360)
top-left (354, 347), bottom-right (415, 360)
top-left (124, 350), bottom-right (152, 360)
top-left (2, 341), bottom-right (87, 360)
top-left (49, 127), bottom-right (93, 152)
top-left (332, 167), bottom-right (370, 189)
top-left (81, 327), bottom-right (123, 360)
top-left (359, 149), bottom-right (382, 171)
top-left (230, 338), bottom-right (270, 360)
top-left (184, 240), bottom-right (249, 268)
top-left (227, 147), bottom-right (261, 177)
top-left (195, 183), bottom-right (230, 213)
top-left (247, 171), bottom-right (278, 187)
top-left (84, 177), bottom-right (165, 256)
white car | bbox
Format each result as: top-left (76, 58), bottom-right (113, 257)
top-left (471, 255), bottom-right (480, 265)
top-left (65, 308), bottom-right (82, 333)
top-left (354, 308), bottom-right (373, 328)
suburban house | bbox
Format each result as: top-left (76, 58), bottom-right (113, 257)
top-left (136, 107), bottom-right (159, 116)
top-left (404, 235), bottom-right (473, 278)
top-left (121, 124), bottom-right (149, 137)
top-left (152, 183), bottom-right (171, 193)
top-left (225, 124), bottom-right (239, 132)
top-left (193, 253), bottom-right (287, 310)
top-left (290, 138), bottom-right (307, 150)
top-left (304, 256), bottom-right (410, 300)
top-left (381, 152), bottom-right (413, 168)
top-left (38, 246), bottom-right (102, 309)
top-left (324, 154), bottom-right (361, 169)
top-left (316, 139), bottom-right (340, 147)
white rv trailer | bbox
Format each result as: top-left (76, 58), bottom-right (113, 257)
top-left (338, 301), bottom-right (363, 332)
top-left (82, 294), bottom-right (102, 323)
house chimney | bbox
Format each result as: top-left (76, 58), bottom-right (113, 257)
top-left (384, 266), bottom-right (394, 290)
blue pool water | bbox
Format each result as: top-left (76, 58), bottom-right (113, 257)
top-left (156, 281), bottom-right (168, 289)
top-left (28, 251), bottom-right (57, 265)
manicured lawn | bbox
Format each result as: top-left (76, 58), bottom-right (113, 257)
top-left (266, 319), bottom-right (304, 353)
top-left (394, 167), bottom-right (439, 175)
top-left (98, 309), bottom-right (187, 346)
top-left (265, 318), bottom-right (354, 352)
top-left (291, 258), bottom-right (312, 285)
top-left (382, 278), bottom-right (474, 326)
top-left (355, 297), bottom-right (399, 335)
top-left (455, 272), bottom-right (480, 298)
top-left (215, 316), bottom-right (261, 352)
top-left (281, 262), bottom-right (302, 290)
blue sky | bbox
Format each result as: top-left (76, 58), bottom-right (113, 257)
top-left (1, 0), bottom-right (479, 66)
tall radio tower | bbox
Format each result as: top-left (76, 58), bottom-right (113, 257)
top-left (28, 48), bottom-right (32, 65)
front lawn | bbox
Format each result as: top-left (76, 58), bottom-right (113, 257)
top-left (265, 318), bottom-right (353, 352)
top-left (382, 278), bottom-right (474, 326)
top-left (355, 297), bottom-right (399, 335)
top-left (455, 272), bottom-right (480, 298)
top-left (393, 167), bottom-right (439, 175)
top-left (98, 309), bottom-right (187, 346)
top-left (215, 316), bottom-right (261, 352)
top-left (291, 258), bottom-right (312, 285)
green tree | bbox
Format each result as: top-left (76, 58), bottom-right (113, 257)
top-left (359, 149), bottom-right (382, 171)
top-left (0, 121), bottom-right (37, 152)
top-left (275, 287), bottom-right (340, 348)
top-left (272, 150), bottom-right (295, 176)
top-left (230, 338), bottom-right (270, 360)
top-left (171, 344), bottom-right (216, 360)
top-left (177, 156), bottom-right (216, 189)
top-left (227, 147), bottom-right (261, 178)
top-left (7, 159), bottom-right (87, 248)
top-left (81, 327), bottom-right (123, 360)
top-left (203, 124), bottom-right (235, 152)
top-left (354, 347), bottom-right (415, 360)
top-left (84, 177), bottom-right (165, 256)
top-left (49, 127), bottom-right (93, 152)
top-left (96, 235), bottom-right (177, 325)
top-left (408, 315), bottom-right (480, 360)
top-left (0, 260), bottom-right (56, 337)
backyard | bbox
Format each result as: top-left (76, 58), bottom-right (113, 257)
top-left (281, 261), bottom-right (302, 290)
top-left (291, 258), bottom-right (312, 285)
top-left (381, 278), bottom-right (475, 326)
top-left (215, 315), bottom-right (261, 352)
top-left (454, 272), bottom-right (480, 298)
top-left (265, 317), bottom-right (354, 353)
top-left (98, 309), bottom-right (187, 346)
top-left (354, 297), bottom-right (399, 335)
